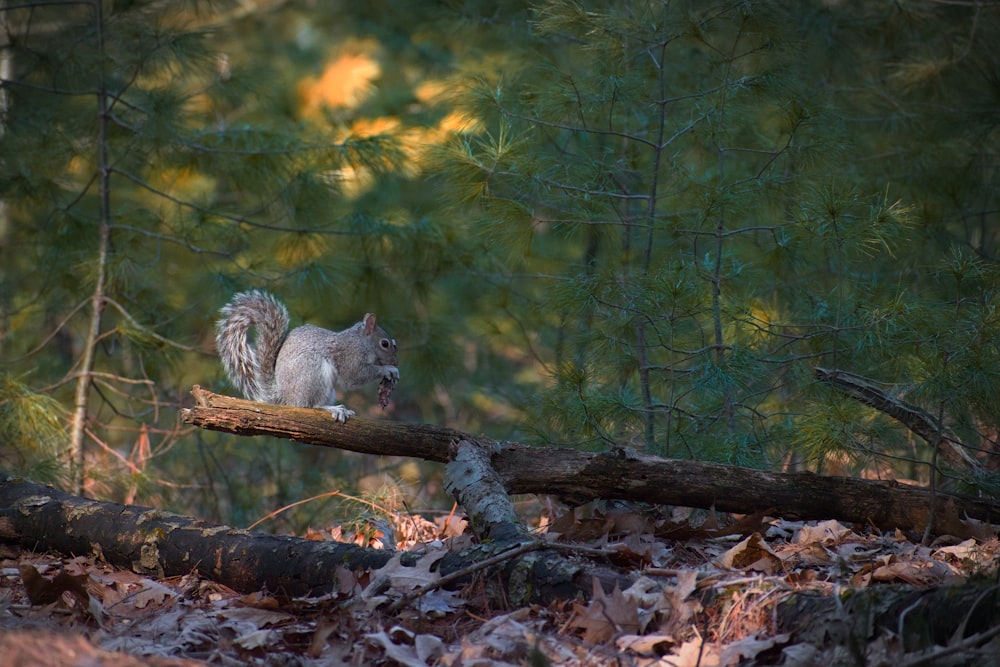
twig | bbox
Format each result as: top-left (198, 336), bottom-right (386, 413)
top-left (385, 539), bottom-right (617, 614)
top-left (246, 490), bottom-right (395, 531)
top-left (897, 623), bottom-right (1000, 667)
top-left (386, 540), bottom-right (545, 614)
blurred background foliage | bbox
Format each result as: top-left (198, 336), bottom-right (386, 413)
top-left (1, 0), bottom-right (999, 531)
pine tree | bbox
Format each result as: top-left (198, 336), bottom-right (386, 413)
top-left (0, 1), bottom-right (425, 503)
top-left (444, 0), bottom-right (1000, 492)
top-left (3, 0), bottom-right (998, 522)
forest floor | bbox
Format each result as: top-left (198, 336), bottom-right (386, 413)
top-left (1, 500), bottom-right (998, 666)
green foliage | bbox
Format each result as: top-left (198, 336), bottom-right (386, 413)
top-left (2, 0), bottom-right (999, 522)
top-left (442, 0), bottom-right (1000, 486)
top-left (0, 0), bottom-right (470, 519)
top-left (0, 376), bottom-right (68, 484)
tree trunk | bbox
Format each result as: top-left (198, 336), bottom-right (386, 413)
top-left (68, 1), bottom-right (113, 495)
top-left (181, 386), bottom-right (999, 539)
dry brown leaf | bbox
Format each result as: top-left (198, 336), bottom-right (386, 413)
top-left (659, 569), bottom-right (702, 636)
top-left (376, 550), bottom-right (445, 591)
top-left (366, 626), bottom-right (443, 667)
top-left (0, 630), bottom-right (204, 667)
top-left (214, 605), bottom-right (294, 628)
top-left (130, 579), bottom-right (177, 609)
top-left (777, 541), bottom-right (833, 568)
top-left (434, 513), bottom-right (468, 539)
top-left (871, 558), bottom-right (953, 586)
top-left (18, 562), bottom-right (92, 610)
top-left (335, 565), bottom-right (364, 596)
top-left (716, 533), bottom-right (781, 572)
top-left (669, 637), bottom-right (724, 667)
top-left (794, 520), bottom-right (853, 546)
top-left (234, 590), bottom-right (281, 609)
top-left (719, 633), bottom-right (791, 664)
top-left (616, 633), bottom-right (675, 657)
top-left (360, 549), bottom-right (447, 610)
top-left (307, 618), bottom-right (340, 658)
top-left (570, 578), bottom-right (641, 644)
top-left (935, 538), bottom-right (978, 561)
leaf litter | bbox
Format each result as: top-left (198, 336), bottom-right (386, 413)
top-left (1, 503), bottom-right (999, 666)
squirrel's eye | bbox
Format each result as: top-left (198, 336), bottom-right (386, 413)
top-left (380, 339), bottom-right (390, 349)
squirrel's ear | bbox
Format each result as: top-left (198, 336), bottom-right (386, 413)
top-left (363, 313), bottom-right (377, 335)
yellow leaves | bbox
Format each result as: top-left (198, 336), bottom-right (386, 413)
top-left (298, 41), bottom-right (382, 116)
top-left (297, 47), bottom-right (474, 196)
top-left (347, 116), bottom-right (401, 138)
top-left (333, 110), bottom-right (475, 190)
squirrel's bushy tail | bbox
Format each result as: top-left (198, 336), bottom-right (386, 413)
top-left (215, 290), bottom-right (289, 402)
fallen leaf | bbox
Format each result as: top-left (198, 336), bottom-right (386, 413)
top-left (414, 588), bottom-right (464, 616)
top-left (660, 569), bottom-right (702, 635)
top-left (19, 562), bottom-right (92, 610)
top-left (214, 606), bottom-right (294, 628)
top-left (716, 533), bottom-right (780, 572)
top-left (233, 628), bottom-right (277, 650)
top-left (616, 633), bottom-right (674, 656)
top-left (795, 520), bottom-right (852, 546)
top-left (366, 626), bottom-right (443, 667)
top-left (570, 578), bottom-right (640, 643)
top-left (935, 538), bottom-right (978, 560)
top-left (780, 642), bottom-right (819, 666)
top-left (669, 637), bottom-right (722, 667)
top-left (871, 558), bottom-right (953, 586)
top-left (131, 579), bottom-right (176, 609)
top-left (719, 633), bottom-right (790, 664)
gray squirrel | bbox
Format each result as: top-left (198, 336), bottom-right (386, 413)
top-left (215, 290), bottom-right (399, 422)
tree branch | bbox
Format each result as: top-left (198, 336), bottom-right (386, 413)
top-left (815, 366), bottom-right (984, 474)
top-left (182, 386), bottom-right (999, 538)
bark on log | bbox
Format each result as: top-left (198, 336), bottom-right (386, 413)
top-left (441, 438), bottom-right (630, 604)
top-left (0, 474), bottom-right (393, 596)
top-left (0, 473), bottom-right (626, 604)
top-left (181, 386), bottom-right (1000, 539)
top-left (778, 580), bottom-right (1000, 656)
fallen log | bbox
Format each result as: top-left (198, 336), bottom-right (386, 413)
top-left (0, 473), bottom-right (626, 603)
top-left (779, 580), bottom-right (1000, 658)
top-left (0, 474), bottom-right (392, 596)
top-left (181, 386), bottom-right (999, 539)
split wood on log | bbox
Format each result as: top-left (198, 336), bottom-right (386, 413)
top-left (181, 386), bottom-right (999, 539)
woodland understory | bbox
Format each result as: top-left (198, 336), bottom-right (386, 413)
top-left (2, 391), bottom-right (1000, 666)
top-left (4, 1), bottom-right (1000, 665)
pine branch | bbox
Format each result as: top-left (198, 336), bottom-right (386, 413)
top-left (814, 367), bottom-right (984, 474)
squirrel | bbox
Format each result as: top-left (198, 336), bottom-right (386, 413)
top-left (215, 290), bottom-right (398, 422)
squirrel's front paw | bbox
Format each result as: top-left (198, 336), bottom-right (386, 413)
top-left (323, 404), bottom-right (356, 423)
top-left (382, 366), bottom-right (400, 382)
